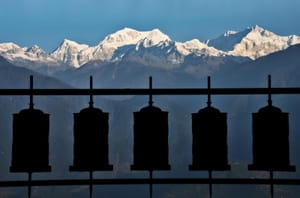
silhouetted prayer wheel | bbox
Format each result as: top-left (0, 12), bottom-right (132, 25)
top-left (189, 105), bottom-right (230, 171)
top-left (131, 77), bottom-right (170, 171)
top-left (248, 104), bottom-right (295, 171)
top-left (131, 105), bottom-right (170, 171)
top-left (70, 106), bottom-right (113, 171)
top-left (249, 75), bottom-right (295, 172)
top-left (10, 76), bottom-right (51, 173)
top-left (70, 77), bottom-right (112, 172)
top-left (190, 77), bottom-right (230, 171)
top-left (11, 108), bottom-right (51, 172)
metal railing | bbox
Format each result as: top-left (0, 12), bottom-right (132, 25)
top-left (0, 75), bottom-right (300, 198)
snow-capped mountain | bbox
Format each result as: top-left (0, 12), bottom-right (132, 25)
top-left (0, 27), bottom-right (230, 71)
top-left (50, 39), bottom-right (89, 68)
top-left (105, 28), bottom-right (227, 68)
top-left (109, 38), bottom-right (229, 72)
top-left (1, 25), bottom-right (300, 74)
top-left (49, 28), bottom-right (173, 67)
top-left (49, 27), bottom-right (225, 69)
top-left (0, 42), bottom-right (54, 62)
top-left (0, 42), bottom-right (69, 74)
top-left (207, 25), bottom-right (300, 59)
top-left (84, 28), bottom-right (172, 62)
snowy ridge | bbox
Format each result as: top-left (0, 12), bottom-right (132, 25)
top-left (0, 42), bottom-right (57, 63)
top-left (176, 39), bottom-right (223, 56)
top-left (26, 45), bottom-right (47, 56)
top-left (207, 25), bottom-right (300, 59)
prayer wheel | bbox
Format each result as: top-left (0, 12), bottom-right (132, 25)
top-left (70, 107), bottom-right (112, 171)
top-left (131, 77), bottom-right (170, 171)
top-left (11, 108), bottom-right (51, 173)
top-left (131, 105), bottom-right (170, 171)
top-left (189, 106), bottom-right (230, 171)
top-left (70, 77), bottom-right (113, 172)
top-left (10, 76), bottom-right (51, 173)
top-left (249, 104), bottom-right (295, 171)
top-left (248, 75), bottom-right (295, 172)
top-left (190, 77), bottom-right (230, 171)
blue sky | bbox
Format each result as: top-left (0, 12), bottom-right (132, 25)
top-left (1, 0), bottom-right (300, 52)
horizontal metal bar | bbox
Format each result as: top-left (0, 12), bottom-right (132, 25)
top-left (0, 88), bottom-right (300, 96)
top-left (0, 178), bottom-right (300, 187)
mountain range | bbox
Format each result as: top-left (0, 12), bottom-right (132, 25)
top-left (1, 25), bottom-right (300, 77)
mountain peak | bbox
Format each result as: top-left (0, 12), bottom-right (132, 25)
top-left (246, 25), bottom-right (275, 38)
top-left (139, 28), bottom-right (170, 48)
top-left (58, 39), bottom-right (88, 48)
top-left (27, 44), bottom-right (42, 50)
top-left (250, 25), bottom-right (265, 32)
top-left (121, 27), bottom-right (136, 31)
top-left (50, 39), bottom-right (89, 68)
top-left (101, 28), bottom-right (143, 46)
top-left (100, 27), bottom-right (170, 48)
top-left (147, 28), bottom-right (170, 41)
top-left (26, 44), bottom-right (46, 54)
top-left (183, 39), bottom-right (205, 48)
top-left (52, 39), bottom-right (89, 52)
top-left (206, 25), bottom-right (300, 59)
top-left (227, 25), bottom-right (300, 59)
top-left (0, 42), bottom-right (22, 52)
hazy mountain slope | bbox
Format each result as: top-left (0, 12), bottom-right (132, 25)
top-left (206, 29), bottom-right (250, 51)
top-left (216, 44), bottom-right (300, 87)
top-left (211, 44), bottom-right (300, 167)
top-left (0, 56), bottom-right (70, 88)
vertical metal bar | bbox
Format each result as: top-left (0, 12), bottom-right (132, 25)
top-left (89, 76), bottom-right (94, 108)
top-left (207, 76), bottom-right (212, 107)
top-left (268, 75), bottom-right (272, 106)
top-left (270, 171), bottom-right (274, 198)
top-left (29, 75), bottom-right (34, 109)
top-left (28, 172), bottom-right (32, 198)
top-left (209, 170), bottom-right (213, 198)
top-left (149, 170), bottom-right (153, 198)
top-left (149, 76), bottom-right (153, 107)
top-left (89, 171), bottom-right (93, 198)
